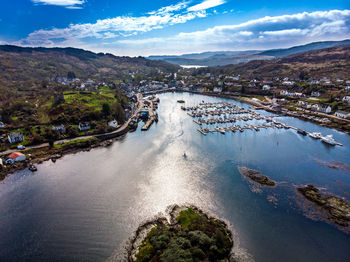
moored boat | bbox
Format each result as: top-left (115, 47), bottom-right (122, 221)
top-left (28, 163), bottom-right (37, 172)
top-left (321, 135), bottom-right (336, 146)
top-left (297, 129), bottom-right (307, 135)
top-left (309, 132), bottom-right (322, 139)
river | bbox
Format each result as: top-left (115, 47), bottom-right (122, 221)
top-left (0, 92), bottom-right (350, 262)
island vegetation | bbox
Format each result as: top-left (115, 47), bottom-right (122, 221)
top-left (129, 205), bottom-right (233, 262)
top-left (298, 184), bottom-right (350, 227)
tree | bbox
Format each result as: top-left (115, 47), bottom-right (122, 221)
top-left (102, 103), bottom-right (111, 117)
top-left (113, 102), bottom-right (125, 123)
top-left (299, 71), bottom-right (309, 80)
top-left (67, 71), bottom-right (76, 80)
top-left (49, 139), bottom-right (55, 148)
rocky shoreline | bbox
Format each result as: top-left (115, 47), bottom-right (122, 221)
top-left (127, 205), bottom-right (235, 262)
top-left (297, 184), bottom-right (350, 228)
top-left (237, 166), bottom-right (276, 187)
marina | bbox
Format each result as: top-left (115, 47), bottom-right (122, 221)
top-left (183, 101), bottom-right (343, 146)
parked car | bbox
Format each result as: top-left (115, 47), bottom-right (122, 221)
top-left (17, 144), bottom-right (26, 150)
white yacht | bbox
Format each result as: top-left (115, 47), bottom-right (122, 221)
top-left (309, 132), bottom-right (322, 139)
top-left (321, 135), bottom-right (336, 146)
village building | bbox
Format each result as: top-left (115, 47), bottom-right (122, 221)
top-left (311, 91), bottom-right (321, 97)
top-left (6, 152), bottom-right (26, 164)
top-left (282, 81), bottom-right (294, 86)
top-left (280, 90), bottom-right (289, 96)
top-left (8, 132), bottom-right (24, 144)
top-left (262, 85), bottom-right (271, 91)
top-left (232, 75), bottom-right (240, 81)
top-left (334, 111), bottom-right (350, 119)
top-left (0, 121), bottom-right (4, 128)
top-left (52, 125), bottom-right (66, 134)
top-left (78, 122), bottom-right (90, 131)
top-left (342, 96), bottom-right (350, 103)
top-left (297, 101), bottom-right (307, 107)
top-left (0, 158), bottom-right (3, 169)
top-left (213, 87), bottom-right (222, 93)
top-left (108, 120), bottom-right (118, 128)
top-left (312, 104), bottom-right (332, 114)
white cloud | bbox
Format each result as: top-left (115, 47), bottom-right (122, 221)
top-left (14, 8), bottom-right (350, 56)
top-left (188, 0), bottom-right (226, 11)
top-left (110, 10), bottom-right (350, 56)
top-left (18, 1), bottom-right (210, 46)
top-left (31, 0), bottom-right (85, 8)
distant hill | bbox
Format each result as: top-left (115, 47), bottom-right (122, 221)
top-left (0, 45), bottom-right (178, 82)
top-left (0, 45), bottom-right (179, 102)
top-left (148, 39), bottom-right (350, 67)
top-left (259, 39), bottom-right (350, 58)
top-left (149, 50), bottom-right (273, 66)
top-left (206, 44), bottom-right (350, 79)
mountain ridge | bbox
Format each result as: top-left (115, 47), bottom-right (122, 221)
top-left (148, 39), bottom-right (350, 67)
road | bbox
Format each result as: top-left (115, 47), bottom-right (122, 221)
top-left (0, 93), bottom-right (144, 157)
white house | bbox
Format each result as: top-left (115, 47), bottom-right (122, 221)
top-left (232, 75), bottom-right (240, 81)
top-left (280, 90), bottom-right (289, 96)
top-left (291, 92), bottom-right (304, 98)
top-left (78, 122), bottom-right (90, 131)
top-left (108, 120), bottom-right (118, 128)
top-left (318, 105), bottom-right (332, 114)
top-left (342, 96), bottom-right (350, 103)
top-left (262, 85), bottom-right (271, 91)
top-left (8, 132), bottom-right (24, 144)
top-left (297, 101), bottom-right (308, 108)
top-left (311, 104), bottom-right (320, 112)
top-left (52, 125), bottom-right (65, 134)
top-left (0, 122), bottom-right (4, 128)
top-left (213, 87), bottom-right (222, 93)
top-left (7, 152), bottom-right (26, 164)
top-left (334, 111), bottom-right (350, 119)
top-left (282, 81), bottom-right (294, 86)
top-left (0, 158), bottom-right (3, 169)
top-left (345, 86), bottom-right (350, 92)
top-left (311, 91), bottom-right (321, 97)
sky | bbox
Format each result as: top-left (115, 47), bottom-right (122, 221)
top-left (0, 0), bottom-right (349, 56)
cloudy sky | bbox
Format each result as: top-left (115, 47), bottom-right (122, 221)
top-left (0, 0), bottom-right (349, 56)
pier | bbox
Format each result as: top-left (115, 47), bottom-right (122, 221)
top-left (141, 97), bottom-right (158, 131)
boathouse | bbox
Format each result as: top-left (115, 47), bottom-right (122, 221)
top-left (7, 152), bottom-right (26, 164)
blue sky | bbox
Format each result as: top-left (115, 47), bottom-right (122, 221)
top-left (0, 0), bottom-right (349, 56)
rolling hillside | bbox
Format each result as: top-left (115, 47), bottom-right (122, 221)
top-left (209, 44), bottom-right (350, 79)
top-left (0, 45), bottom-right (178, 100)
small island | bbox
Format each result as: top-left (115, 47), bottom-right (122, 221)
top-left (128, 205), bottom-right (233, 262)
top-left (298, 184), bottom-right (350, 227)
top-left (238, 166), bottom-right (276, 186)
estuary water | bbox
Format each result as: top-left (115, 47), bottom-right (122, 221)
top-left (0, 92), bottom-right (350, 262)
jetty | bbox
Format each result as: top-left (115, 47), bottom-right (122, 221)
top-left (141, 98), bottom-right (158, 131)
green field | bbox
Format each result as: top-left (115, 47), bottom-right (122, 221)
top-left (63, 89), bottom-right (117, 110)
